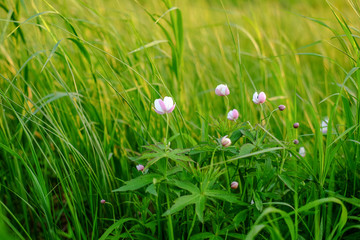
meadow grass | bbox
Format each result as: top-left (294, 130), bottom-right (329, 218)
top-left (0, 0), bottom-right (360, 239)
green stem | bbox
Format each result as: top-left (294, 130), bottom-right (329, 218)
top-left (222, 151), bottom-right (230, 191)
top-left (166, 186), bottom-right (174, 240)
top-left (187, 210), bottom-right (197, 239)
top-left (225, 95), bottom-right (230, 112)
top-left (165, 114), bottom-right (169, 148)
top-left (105, 202), bottom-right (116, 225)
top-left (156, 185), bottom-right (162, 240)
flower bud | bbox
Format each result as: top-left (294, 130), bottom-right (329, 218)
top-left (293, 122), bottom-right (299, 128)
top-left (278, 105), bottom-right (286, 111)
top-left (227, 109), bottom-right (239, 121)
top-left (230, 181), bottom-right (239, 189)
top-left (215, 84), bottom-right (230, 96)
top-left (136, 164), bottom-right (145, 171)
top-left (100, 199), bottom-right (106, 204)
top-left (221, 136), bottom-right (231, 147)
top-left (293, 139), bottom-right (299, 144)
top-left (252, 92), bottom-right (266, 104)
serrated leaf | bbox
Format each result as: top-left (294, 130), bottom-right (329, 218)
top-left (205, 190), bottom-right (246, 205)
top-left (239, 144), bottom-right (256, 156)
top-left (196, 195), bottom-right (206, 223)
top-left (145, 183), bottom-right (157, 196)
top-left (278, 174), bottom-right (296, 192)
top-left (112, 174), bottom-right (161, 192)
top-left (132, 152), bottom-right (166, 161)
top-left (254, 192), bottom-right (263, 212)
top-left (167, 166), bottom-right (183, 176)
top-left (172, 179), bottom-right (200, 194)
top-left (230, 129), bottom-right (243, 144)
top-left (168, 152), bottom-right (194, 162)
top-left (241, 129), bottom-right (254, 142)
top-left (162, 194), bottom-right (199, 217)
top-left (233, 209), bottom-right (249, 226)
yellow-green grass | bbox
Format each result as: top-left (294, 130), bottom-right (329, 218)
top-left (0, 0), bottom-right (359, 239)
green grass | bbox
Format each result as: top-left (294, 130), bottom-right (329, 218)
top-left (0, 0), bottom-right (360, 239)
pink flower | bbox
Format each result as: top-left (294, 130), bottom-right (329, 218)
top-left (252, 92), bottom-right (266, 104)
top-left (215, 84), bottom-right (230, 96)
top-left (100, 199), bottom-right (106, 204)
top-left (227, 109), bottom-right (239, 121)
top-left (231, 181), bottom-right (239, 189)
top-left (136, 164), bottom-right (145, 171)
top-left (293, 122), bottom-right (299, 129)
top-left (154, 97), bottom-right (176, 114)
top-left (221, 136), bottom-right (231, 147)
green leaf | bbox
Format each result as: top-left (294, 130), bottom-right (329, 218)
top-left (112, 174), bottom-right (161, 192)
top-left (99, 218), bottom-right (140, 240)
top-left (233, 209), bottom-right (249, 227)
top-left (162, 194), bottom-right (199, 217)
top-left (230, 129), bottom-right (243, 144)
top-left (278, 174), bottom-right (296, 192)
top-left (145, 184), bottom-right (157, 196)
top-left (239, 143), bottom-right (256, 156)
top-left (172, 179), bottom-right (200, 194)
top-left (167, 166), bottom-right (183, 176)
top-left (254, 192), bottom-right (263, 212)
top-left (195, 195), bottom-right (206, 223)
top-left (190, 232), bottom-right (214, 240)
top-left (205, 190), bottom-right (246, 205)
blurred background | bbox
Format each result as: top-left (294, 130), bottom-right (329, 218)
top-left (0, 0), bottom-right (359, 239)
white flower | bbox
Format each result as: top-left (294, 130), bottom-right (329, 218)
top-left (321, 117), bottom-right (328, 134)
top-left (154, 96), bottom-right (176, 114)
top-left (299, 147), bottom-right (306, 157)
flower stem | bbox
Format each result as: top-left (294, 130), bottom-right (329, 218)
top-left (222, 151), bottom-right (230, 191)
top-left (165, 114), bottom-right (170, 148)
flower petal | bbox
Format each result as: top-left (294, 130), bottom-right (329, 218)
top-left (158, 99), bottom-right (167, 112)
top-left (154, 99), bottom-right (162, 111)
top-left (215, 87), bottom-right (222, 96)
top-left (167, 103), bottom-right (176, 113)
top-left (227, 110), bottom-right (233, 120)
top-left (163, 97), bottom-right (174, 111)
top-left (225, 87), bottom-right (230, 95)
top-left (252, 92), bottom-right (259, 104)
top-left (258, 92), bottom-right (266, 103)
top-left (154, 108), bottom-right (165, 114)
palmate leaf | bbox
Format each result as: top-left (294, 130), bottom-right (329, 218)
top-left (112, 174), bottom-right (162, 192)
top-left (163, 184), bottom-right (247, 223)
top-left (130, 144), bottom-right (194, 171)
